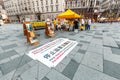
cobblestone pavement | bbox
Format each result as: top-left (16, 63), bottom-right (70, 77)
top-left (0, 23), bottom-right (120, 80)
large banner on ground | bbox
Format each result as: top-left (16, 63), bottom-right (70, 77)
top-left (27, 38), bottom-right (78, 68)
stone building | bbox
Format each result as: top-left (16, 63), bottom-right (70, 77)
top-left (65, 0), bottom-right (101, 21)
top-left (3, 0), bottom-right (65, 22)
top-left (101, 0), bottom-right (120, 18)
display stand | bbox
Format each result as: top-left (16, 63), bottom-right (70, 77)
top-left (23, 22), bottom-right (39, 45)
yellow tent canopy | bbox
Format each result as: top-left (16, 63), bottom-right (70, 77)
top-left (56, 9), bottom-right (81, 18)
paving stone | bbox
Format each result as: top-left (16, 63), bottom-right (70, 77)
top-left (2, 44), bottom-right (18, 50)
top-left (77, 48), bottom-right (86, 54)
top-left (72, 46), bottom-right (80, 52)
top-left (55, 63), bottom-right (66, 72)
top-left (27, 60), bottom-right (38, 67)
top-left (104, 48), bottom-right (120, 65)
top-left (20, 65), bottom-right (38, 80)
top-left (12, 64), bottom-right (32, 79)
top-left (47, 69), bottom-right (70, 80)
top-left (80, 44), bottom-right (89, 50)
top-left (102, 30), bottom-right (109, 32)
top-left (103, 60), bottom-right (120, 80)
top-left (22, 62), bottom-right (50, 80)
top-left (0, 37), bottom-right (7, 40)
top-left (95, 32), bottom-right (103, 35)
top-left (0, 47), bottom-right (4, 54)
top-left (80, 40), bottom-right (90, 44)
top-left (87, 45), bottom-right (103, 55)
top-left (0, 55), bottom-right (32, 75)
top-left (0, 50), bottom-right (18, 61)
top-left (0, 70), bottom-right (15, 80)
top-left (73, 53), bottom-right (84, 63)
top-left (0, 70), bottom-right (3, 77)
top-left (107, 34), bottom-right (112, 37)
top-left (79, 35), bottom-right (84, 38)
top-left (103, 37), bottom-right (118, 48)
top-left (10, 54), bottom-right (20, 60)
top-left (41, 77), bottom-right (49, 80)
top-left (69, 33), bottom-right (76, 36)
top-left (90, 39), bottom-right (103, 45)
top-left (0, 58), bottom-right (11, 64)
top-left (111, 48), bottom-right (120, 55)
top-left (73, 65), bottom-right (118, 80)
top-left (77, 43), bottom-right (83, 47)
top-left (62, 59), bottom-right (79, 80)
top-left (61, 57), bottom-right (71, 66)
top-left (14, 46), bottom-right (28, 55)
top-left (93, 36), bottom-right (103, 39)
top-left (81, 52), bottom-right (103, 72)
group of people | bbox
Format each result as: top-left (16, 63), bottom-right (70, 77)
top-left (45, 18), bottom-right (92, 37)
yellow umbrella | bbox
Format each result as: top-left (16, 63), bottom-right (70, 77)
top-left (56, 9), bottom-right (80, 18)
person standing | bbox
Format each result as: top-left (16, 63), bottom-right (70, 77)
top-left (85, 18), bottom-right (88, 30)
top-left (57, 19), bottom-right (62, 31)
top-left (73, 19), bottom-right (79, 33)
top-left (81, 18), bottom-right (85, 26)
top-left (87, 18), bottom-right (91, 30)
top-left (53, 18), bottom-right (57, 30)
top-left (69, 19), bottom-right (74, 31)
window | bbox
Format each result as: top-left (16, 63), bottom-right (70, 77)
top-left (51, 5), bottom-right (53, 12)
top-left (46, 6), bottom-right (48, 12)
top-left (46, 0), bottom-right (48, 5)
top-left (83, 2), bottom-right (85, 6)
top-left (41, 0), bottom-right (43, 5)
top-left (96, 1), bottom-right (99, 6)
top-left (67, 2), bottom-right (70, 8)
top-left (56, 0), bottom-right (58, 3)
top-left (77, 1), bottom-right (80, 7)
top-left (42, 7), bottom-right (44, 12)
top-left (72, 1), bottom-right (75, 7)
top-left (36, 1), bottom-right (39, 6)
top-left (51, 0), bottom-right (53, 4)
top-left (56, 5), bottom-right (58, 11)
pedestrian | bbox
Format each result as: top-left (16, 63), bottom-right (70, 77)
top-left (73, 19), bottom-right (79, 33)
top-left (85, 19), bottom-right (88, 30)
top-left (57, 19), bottom-right (62, 31)
top-left (65, 19), bottom-right (69, 31)
top-left (53, 18), bottom-right (57, 30)
top-left (81, 18), bottom-right (85, 26)
top-left (69, 19), bottom-right (74, 31)
top-left (87, 18), bottom-right (91, 30)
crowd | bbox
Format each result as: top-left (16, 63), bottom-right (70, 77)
top-left (45, 18), bottom-right (92, 37)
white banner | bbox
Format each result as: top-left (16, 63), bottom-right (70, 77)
top-left (27, 38), bottom-right (78, 68)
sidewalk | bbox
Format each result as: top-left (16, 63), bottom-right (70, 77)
top-left (0, 23), bottom-right (120, 80)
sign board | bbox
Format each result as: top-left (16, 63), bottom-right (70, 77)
top-left (27, 38), bottom-right (78, 68)
top-left (26, 24), bottom-right (33, 32)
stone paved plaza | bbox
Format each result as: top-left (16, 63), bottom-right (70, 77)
top-left (0, 23), bottom-right (120, 80)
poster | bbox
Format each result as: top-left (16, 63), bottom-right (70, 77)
top-left (26, 24), bottom-right (33, 32)
top-left (27, 38), bottom-right (78, 68)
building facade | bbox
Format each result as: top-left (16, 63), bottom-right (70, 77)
top-left (0, 4), bottom-right (8, 22)
top-left (101, 0), bottom-right (120, 18)
top-left (3, 0), bottom-right (65, 22)
top-left (65, 0), bottom-right (101, 21)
